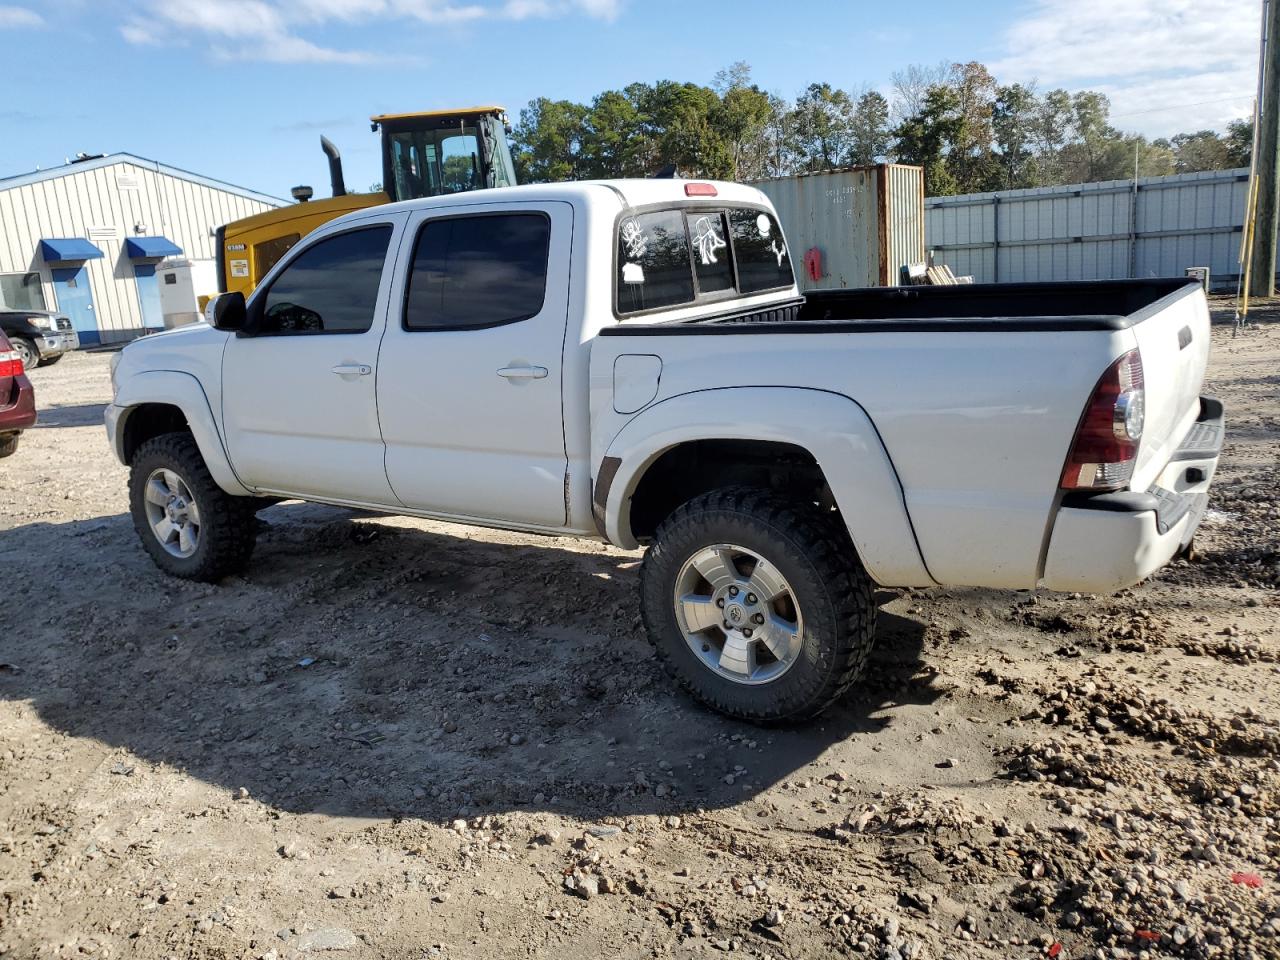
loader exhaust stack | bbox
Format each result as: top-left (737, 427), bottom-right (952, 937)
top-left (320, 136), bottom-right (346, 198)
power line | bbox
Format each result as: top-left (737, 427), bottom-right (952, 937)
top-left (1108, 95), bottom-right (1254, 121)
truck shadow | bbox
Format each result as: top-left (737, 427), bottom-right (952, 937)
top-left (0, 502), bottom-right (936, 822)
top-left (32, 401), bottom-right (108, 429)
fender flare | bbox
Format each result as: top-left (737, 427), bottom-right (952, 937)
top-left (108, 370), bottom-right (251, 497)
top-left (598, 386), bottom-right (935, 587)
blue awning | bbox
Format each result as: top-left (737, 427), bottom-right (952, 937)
top-left (125, 236), bottom-right (183, 259)
top-left (39, 238), bottom-right (104, 262)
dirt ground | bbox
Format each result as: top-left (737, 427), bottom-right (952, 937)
top-left (1, 301), bottom-right (1277, 960)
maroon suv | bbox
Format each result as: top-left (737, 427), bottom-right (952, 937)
top-left (0, 331), bottom-right (36, 457)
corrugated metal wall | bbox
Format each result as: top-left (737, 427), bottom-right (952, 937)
top-left (754, 165), bottom-right (925, 291)
top-left (926, 168), bottom-right (1251, 287)
top-left (0, 159), bottom-right (280, 342)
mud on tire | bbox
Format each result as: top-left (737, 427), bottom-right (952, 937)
top-left (128, 432), bottom-right (256, 582)
top-left (640, 485), bottom-right (877, 723)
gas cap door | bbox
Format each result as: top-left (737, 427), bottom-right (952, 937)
top-left (613, 354), bottom-right (663, 414)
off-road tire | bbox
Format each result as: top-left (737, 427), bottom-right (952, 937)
top-left (129, 432), bottom-right (256, 581)
top-left (640, 486), bottom-right (877, 723)
top-left (0, 434), bottom-right (19, 458)
top-left (11, 338), bottom-right (38, 372)
top-left (36, 353), bottom-right (64, 367)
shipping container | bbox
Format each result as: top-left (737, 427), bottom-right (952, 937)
top-left (752, 164), bottom-right (925, 291)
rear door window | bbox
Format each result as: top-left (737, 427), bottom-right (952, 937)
top-left (404, 212), bottom-right (550, 330)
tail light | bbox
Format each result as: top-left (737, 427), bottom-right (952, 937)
top-left (1060, 349), bottom-right (1145, 491)
top-left (0, 348), bottom-right (23, 378)
top-left (684, 182), bottom-right (718, 197)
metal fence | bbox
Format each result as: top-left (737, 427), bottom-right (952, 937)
top-left (925, 168), bottom-right (1252, 289)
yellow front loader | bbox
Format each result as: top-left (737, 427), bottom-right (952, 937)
top-left (216, 106), bottom-right (517, 298)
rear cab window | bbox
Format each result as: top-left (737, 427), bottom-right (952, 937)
top-left (616, 205), bottom-right (791, 316)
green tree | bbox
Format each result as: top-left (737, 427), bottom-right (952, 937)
top-left (947, 61), bottom-right (999, 192)
top-left (633, 80), bottom-right (731, 177)
top-left (1031, 88), bottom-right (1073, 184)
top-left (711, 62), bottom-right (776, 180)
top-left (893, 84), bottom-right (962, 195)
top-left (786, 83), bottom-right (855, 172)
top-left (992, 83), bottom-right (1040, 189)
top-left (1225, 118), bottom-right (1254, 168)
top-left (849, 91), bottom-right (890, 165)
top-left (1170, 130), bottom-right (1232, 173)
top-left (580, 88), bottom-right (652, 179)
top-left (511, 97), bottom-right (587, 183)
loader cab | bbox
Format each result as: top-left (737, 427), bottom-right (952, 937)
top-left (216, 106), bottom-right (517, 300)
top-left (374, 107), bottom-right (517, 202)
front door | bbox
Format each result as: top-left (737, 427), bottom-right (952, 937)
top-left (51, 265), bottom-right (98, 344)
top-left (221, 216), bottom-right (403, 505)
top-left (377, 201), bottom-right (572, 527)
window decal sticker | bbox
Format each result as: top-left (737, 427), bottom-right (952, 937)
top-left (621, 220), bottom-right (648, 260)
top-left (622, 262), bottom-right (645, 284)
top-left (771, 240), bottom-right (787, 266)
top-left (693, 216), bottom-right (727, 265)
top-left (756, 214), bottom-right (772, 238)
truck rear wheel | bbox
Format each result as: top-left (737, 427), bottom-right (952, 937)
top-left (640, 486), bottom-right (876, 723)
top-left (128, 432), bottom-right (256, 582)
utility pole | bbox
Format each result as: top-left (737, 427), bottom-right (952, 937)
top-left (1251, 0), bottom-right (1280, 298)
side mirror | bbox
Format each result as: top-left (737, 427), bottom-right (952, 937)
top-left (205, 291), bottom-right (246, 332)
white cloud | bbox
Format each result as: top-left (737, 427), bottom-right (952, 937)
top-left (0, 5), bottom-right (43, 27)
top-left (121, 0), bottom-right (624, 63)
top-left (991, 0), bottom-right (1257, 136)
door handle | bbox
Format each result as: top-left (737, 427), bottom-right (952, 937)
top-left (497, 365), bottom-right (549, 380)
top-left (331, 363), bottom-right (372, 378)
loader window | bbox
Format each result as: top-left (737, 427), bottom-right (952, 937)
top-left (389, 126), bottom-right (482, 200)
top-left (404, 212), bottom-right (550, 331)
top-left (254, 233), bottom-right (300, 280)
top-left (258, 225), bottom-right (391, 334)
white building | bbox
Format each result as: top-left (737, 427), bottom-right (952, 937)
top-left (0, 153), bottom-right (282, 344)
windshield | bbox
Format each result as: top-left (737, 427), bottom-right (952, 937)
top-left (388, 125), bottom-right (483, 200)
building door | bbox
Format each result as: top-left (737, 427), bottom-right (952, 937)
top-left (51, 266), bottom-right (99, 344)
top-left (134, 263), bottom-right (163, 331)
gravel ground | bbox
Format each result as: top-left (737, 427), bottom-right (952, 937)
top-left (0, 302), bottom-right (1277, 960)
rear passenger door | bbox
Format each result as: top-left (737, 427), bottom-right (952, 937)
top-left (377, 201), bottom-right (572, 527)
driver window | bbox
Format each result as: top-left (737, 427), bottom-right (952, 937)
top-left (259, 225), bottom-right (392, 334)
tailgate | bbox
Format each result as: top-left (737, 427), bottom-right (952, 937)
top-left (1128, 284), bottom-right (1211, 491)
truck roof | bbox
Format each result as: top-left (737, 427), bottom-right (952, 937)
top-left (359, 179), bottom-right (775, 222)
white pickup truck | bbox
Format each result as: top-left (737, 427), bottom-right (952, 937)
top-left (106, 178), bottom-right (1223, 722)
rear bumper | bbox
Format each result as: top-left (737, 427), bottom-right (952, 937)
top-left (0, 373), bottom-right (37, 433)
top-left (1040, 396), bottom-right (1223, 592)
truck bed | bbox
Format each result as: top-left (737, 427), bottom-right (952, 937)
top-left (594, 275), bottom-right (1212, 590)
top-left (601, 278), bottom-right (1202, 335)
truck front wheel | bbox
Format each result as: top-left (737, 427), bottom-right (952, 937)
top-left (640, 486), bottom-right (876, 723)
top-left (128, 432), bottom-right (256, 582)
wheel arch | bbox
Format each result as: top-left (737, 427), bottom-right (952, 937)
top-left (596, 386), bottom-right (935, 587)
top-left (110, 371), bottom-right (250, 496)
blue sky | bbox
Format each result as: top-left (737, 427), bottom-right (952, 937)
top-left (0, 0), bottom-right (1260, 200)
